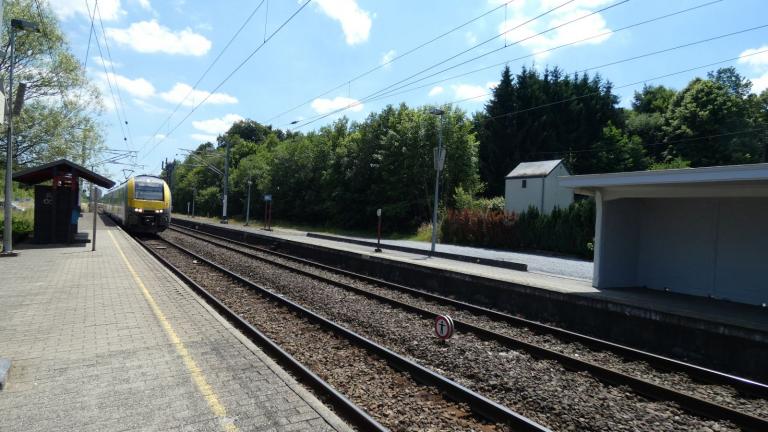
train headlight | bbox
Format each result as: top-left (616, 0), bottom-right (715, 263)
top-left (155, 209), bottom-right (163, 214)
top-left (135, 208), bottom-right (144, 213)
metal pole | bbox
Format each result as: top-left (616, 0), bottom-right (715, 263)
top-left (91, 179), bottom-right (96, 252)
top-left (2, 28), bottom-right (16, 255)
top-left (430, 113), bottom-right (444, 255)
top-left (245, 179), bottom-right (252, 226)
top-left (221, 140), bottom-right (230, 223)
top-left (192, 187), bottom-right (196, 217)
top-left (375, 209), bottom-right (382, 253)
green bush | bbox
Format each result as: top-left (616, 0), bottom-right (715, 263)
top-left (440, 199), bottom-right (595, 258)
top-left (0, 210), bottom-right (34, 242)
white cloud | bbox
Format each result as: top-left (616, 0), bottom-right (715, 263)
top-left (93, 56), bottom-right (120, 68)
top-left (191, 114), bottom-right (244, 135)
top-left (99, 72), bottom-right (155, 98)
top-left (465, 31), bottom-right (478, 45)
top-left (133, 98), bottom-right (169, 114)
top-left (154, 133), bottom-right (166, 140)
top-left (136, 0), bottom-right (152, 10)
top-left (314, 0), bottom-right (372, 45)
top-left (160, 83), bottom-right (238, 107)
top-left (428, 86), bottom-right (444, 97)
top-left (310, 96), bottom-right (363, 114)
top-left (50, 0), bottom-right (124, 21)
top-left (750, 72), bottom-right (768, 93)
top-left (381, 49), bottom-right (396, 68)
top-left (451, 84), bottom-right (490, 102)
top-left (190, 133), bottom-right (218, 143)
top-left (739, 45), bottom-right (768, 67)
top-left (499, 2), bottom-right (613, 60)
top-left (106, 20), bottom-right (211, 56)
top-left (486, 81), bottom-right (499, 90)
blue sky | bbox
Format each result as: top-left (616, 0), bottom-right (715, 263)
top-left (48, 0), bottom-right (768, 178)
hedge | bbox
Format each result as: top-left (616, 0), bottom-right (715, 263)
top-left (440, 199), bottom-right (595, 259)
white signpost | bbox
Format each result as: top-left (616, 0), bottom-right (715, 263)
top-left (434, 315), bottom-right (454, 340)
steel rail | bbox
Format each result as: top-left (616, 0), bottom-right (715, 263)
top-left (168, 223), bottom-right (768, 431)
top-left (169, 221), bottom-right (768, 395)
top-left (133, 235), bottom-right (388, 432)
top-left (149, 232), bottom-right (551, 432)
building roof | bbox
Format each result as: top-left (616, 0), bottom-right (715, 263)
top-left (505, 159), bottom-right (564, 179)
top-left (559, 162), bottom-right (768, 200)
top-left (12, 159), bottom-right (115, 188)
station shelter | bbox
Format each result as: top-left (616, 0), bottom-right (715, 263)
top-left (559, 163), bottom-right (768, 306)
top-left (12, 159), bottom-right (114, 244)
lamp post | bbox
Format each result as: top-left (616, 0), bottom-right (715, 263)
top-left (221, 139), bottom-right (231, 224)
top-left (428, 107), bottom-right (446, 256)
top-left (2, 18), bottom-right (39, 257)
top-left (244, 178), bottom-right (252, 226)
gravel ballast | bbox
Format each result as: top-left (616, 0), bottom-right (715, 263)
top-left (147, 238), bottom-right (508, 432)
top-left (163, 229), bottom-right (754, 431)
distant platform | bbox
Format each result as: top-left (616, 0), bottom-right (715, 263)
top-left (0, 213), bottom-right (350, 432)
top-left (173, 215), bottom-right (768, 380)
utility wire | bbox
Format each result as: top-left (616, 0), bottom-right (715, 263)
top-left (84, 0), bottom-right (128, 146)
top-left (265, 0), bottom-right (520, 124)
top-left (140, 0), bottom-right (268, 155)
top-left (364, 0), bottom-right (727, 107)
top-left (292, 0), bottom-right (633, 128)
top-left (357, 22), bottom-right (768, 108)
top-left (141, 0), bottom-right (313, 161)
top-left (82, 0), bottom-right (98, 70)
top-left (294, 0), bottom-right (722, 129)
top-left (95, 1), bottom-right (134, 150)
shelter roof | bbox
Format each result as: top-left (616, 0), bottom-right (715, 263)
top-left (505, 159), bottom-right (564, 179)
top-left (559, 163), bottom-right (768, 200)
top-left (12, 159), bottom-right (115, 188)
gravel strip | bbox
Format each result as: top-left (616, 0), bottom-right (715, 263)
top-left (148, 237), bottom-right (508, 432)
top-left (164, 229), bottom-right (744, 431)
top-left (171, 226), bottom-right (768, 419)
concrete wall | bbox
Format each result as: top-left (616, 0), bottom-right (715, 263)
top-left (597, 197), bottom-right (768, 305)
top-left (505, 177), bottom-right (544, 214)
top-left (543, 164), bottom-right (574, 213)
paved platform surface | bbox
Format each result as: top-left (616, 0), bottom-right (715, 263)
top-left (0, 214), bottom-right (351, 432)
top-left (174, 215), bottom-right (768, 335)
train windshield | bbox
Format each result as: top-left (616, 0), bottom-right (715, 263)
top-left (135, 181), bottom-right (164, 201)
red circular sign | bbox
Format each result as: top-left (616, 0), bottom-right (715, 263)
top-left (434, 315), bottom-right (454, 340)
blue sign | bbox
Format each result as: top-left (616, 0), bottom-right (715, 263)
top-left (264, 194), bottom-right (272, 201)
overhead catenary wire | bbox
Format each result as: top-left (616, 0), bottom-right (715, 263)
top-left (264, 0), bottom-right (522, 124)
top-left (140, 0), bottom-right (269, 155)
top-left (293, 0), bottom-right (722, 129)
top-left (95, 0), bottom-right (134, 150)
top-left (353, 22), bottom-right (768, 108)
top-left (289, 0), bottom-right (633, 128)
top-left (141, 0), bottom-right (313, 161)
top-left (84, 0), bottom-right (128, 146)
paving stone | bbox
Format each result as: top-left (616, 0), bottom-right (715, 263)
top-left (0, 214), bottom-right (351, 432)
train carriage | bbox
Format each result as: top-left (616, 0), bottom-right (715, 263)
top-left (102, 175), bottom-right (171, 233)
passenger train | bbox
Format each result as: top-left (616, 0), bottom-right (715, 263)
top-left (101, 175), bottom-right (172, 233)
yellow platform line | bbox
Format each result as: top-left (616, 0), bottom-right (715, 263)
top-left (108, 231), bottom-right (238, 432)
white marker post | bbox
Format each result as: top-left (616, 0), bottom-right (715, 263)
top-left (434, 315), bottom-right (454, 341)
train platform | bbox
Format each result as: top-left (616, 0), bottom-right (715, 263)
top-left (0, 213), bottom-right (351, 432)
top-left (171, 215), bottom-right (768, 379)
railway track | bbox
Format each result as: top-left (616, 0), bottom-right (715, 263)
top-left (136, 233), bottom-right (548, 432)
top-left (166, 222), bottom-right (768, 431)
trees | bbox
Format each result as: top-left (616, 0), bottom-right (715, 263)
top-left (0, 0), bottom-right (105, 167)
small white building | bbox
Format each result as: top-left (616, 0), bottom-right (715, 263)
top-left (504, 159), bottom-right (574, 215)
top-left (560, 163), bottom-right (768, 306)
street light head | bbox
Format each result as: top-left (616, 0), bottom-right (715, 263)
top-left (11, 19), bottom-right (40, 33)
top-left (289, 120), bottom-right (300, 125)
top-left (429, 108), bottom-right (445, 116)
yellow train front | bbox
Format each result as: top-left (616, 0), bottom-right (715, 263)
top-left (101, 175), bottom-right (171, 233)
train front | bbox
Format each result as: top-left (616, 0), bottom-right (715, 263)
top-left (128, 176), bottom-right (171, 232)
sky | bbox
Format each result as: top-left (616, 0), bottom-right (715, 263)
top-left (47, 0), bottom-right (768, 179)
